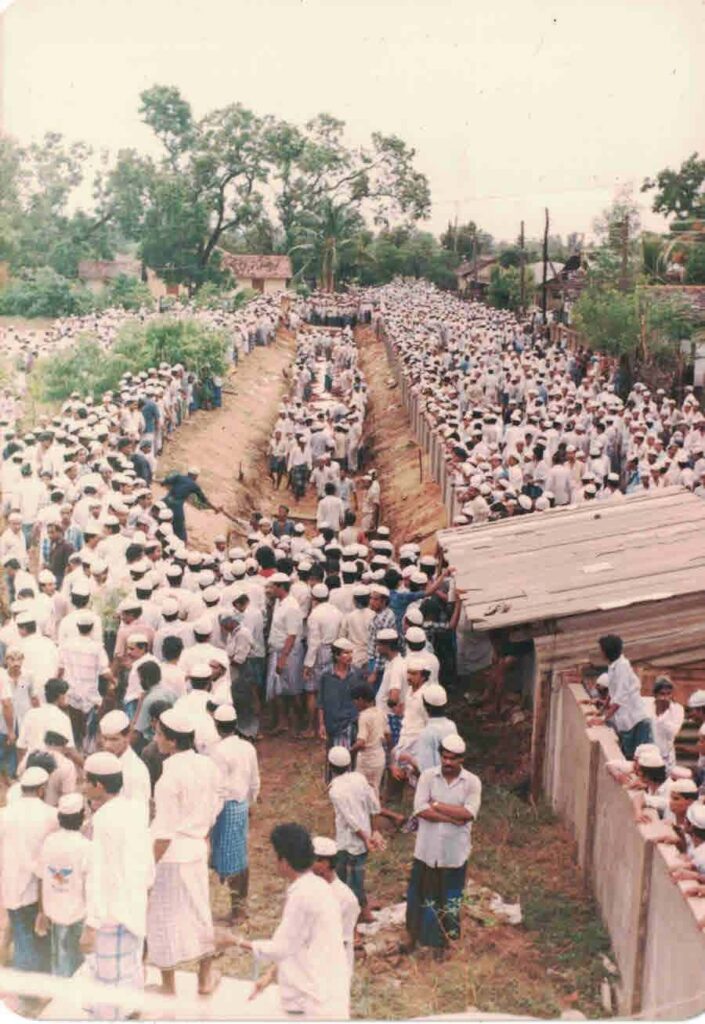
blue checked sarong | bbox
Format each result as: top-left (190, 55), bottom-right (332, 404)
top-left (210, 799), bottom-right (248, 879)
top-left (87, 923), bottom-right (143, 1020)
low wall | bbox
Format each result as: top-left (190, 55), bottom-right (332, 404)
top-left (545, 683), bottom-right (705, 1017)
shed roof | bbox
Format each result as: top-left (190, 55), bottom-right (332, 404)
top-left (220, 253), bottom-right (292, 280)
top-left (438, 488), bottom-right (705, 634)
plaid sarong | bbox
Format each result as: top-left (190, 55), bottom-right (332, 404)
top-left (87, 924), bottom-right (143, 1020)
top-left (210, 799), bottom-right (249, 879)
top-left (147, 859), bottom-right (214, 970)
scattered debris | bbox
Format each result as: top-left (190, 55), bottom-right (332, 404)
top-left (489, 893), bottom-right (523, 925)
top-left (463, 879), bottom-right (523, 926)
top-left (599, 953), bottom-right (618, 976)
top-left (357, 902), bottom-right (407, 935)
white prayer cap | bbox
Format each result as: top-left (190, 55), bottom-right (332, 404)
top-left (312, 836), bottom-right (337, 858)
top-left (231, 560), bottom-right (247, 577)
top-left (637, 748), bottom-right (665, 768)
top-left (229, 547), bottom-right (247, 561)
top-left (441, 733), bottom-right (466, 755)
top-left (311, 583), bottom-right (329, 600)
top-left (405, 626), bottom-right (426, 644)
top-left (340, 562), bottom-right (357, 574)
top-left (410, 571), bottom-right (428, 586)
top-left (214, 704), bottom-right (237, 723)
top-left (332, 638), bottom-right (354, 652)
top-left (21, 766), bottom-right (49, 787)
top-left (518, 495), bottom-right (533, 511)
top-left (269, 572), bottom-right (290, 585)
top-left (16, 610), bottom-right (35, 626)
top-left (159, 708), bottom-right (195, 734)
top-left (352, 584), bottom-right (370, 597)
top-left (91, 558), bottom-right (108, 575)
top-left (76, 610), bottom-right (94, 627)
top-left (165, 564), bottom-right (183, 578)
top-left (58, 793), bottom-right (84, 815)
top-left (405, 607), bottom-right (424, 626)
top-left (193, 617), bottom-right (213, 635)
top-left (84, 751), bottom-right (122, 777)
top-left (328, 746), bottom-right (351, 768)
top-left (671, 778), bottom-right (698, 794)
top-left (188, 465), bottom-right (201, 476)
top-left (377, 627), bottom-right (398, 643)
top-left (189, 662), bottom-right (212, 680)
top-left (689, 690), bottom-right (705, 709)
top-left (161, 598), bottom-right (180, 616)
top-left (99, 710), bottom-right (130, 736)
top-left (203, 586), bottom-right (220, 604)
top-left (596, 672), bottom-right (609, 687)
top-left (406, 656), bottom-right (430, 673)
top-left (423, 683), bottom-right (448, 707)
top-left (70, 577), bottom-right (91, 597)
top-left (686, 802), bottom-right (705, 830)
top-left (370, 584), bottom-right (390, 597)
top-left (127, 632), bottom-right (149, 646)
top-left (38, 569), bottom-right (56, 584)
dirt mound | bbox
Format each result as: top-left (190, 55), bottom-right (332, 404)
top-left (357, 325), bottom-right (447, 552)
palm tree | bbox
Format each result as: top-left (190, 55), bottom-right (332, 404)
top-left (289, 199), bottom-right (363, 291)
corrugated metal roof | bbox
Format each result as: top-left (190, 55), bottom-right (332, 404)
top-left (438, 488), bottom-right (705, 632)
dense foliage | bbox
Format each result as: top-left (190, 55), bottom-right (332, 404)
top-left (33, 319), bottom-right (228, 402)
top-left (0, 268), bottom-right (96, 318)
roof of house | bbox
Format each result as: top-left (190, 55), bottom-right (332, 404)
top-left (526, 260), bottom-right (565, 286)
top-left (437, 488), bottom-right (705, 635)
top-left (77, 257), bottom-right (141, 282)
top-left (220, 253), bottom-right (292, 280)
top-left (646, 285), bottom-right (705, 321)
top-left (455, 256), bottom-right (498, 280)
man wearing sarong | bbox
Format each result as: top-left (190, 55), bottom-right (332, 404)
top-left (404, 733), bottom-right (481, 958)
top-left (81, 751), bottom-right (154, 1019)
top-left (147, 708), bottom-right (222, 996)
top-left (208, 704), bottom-right (260, 923)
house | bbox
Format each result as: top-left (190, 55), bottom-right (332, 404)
top-left (77, 258), bottom-right (185, 301)
top-left (437, 488), bottom-right (705, 1017)
top-left (219, 253), bottom-right (292, 295)
top-left (454, 256), bottom-right (498, 299)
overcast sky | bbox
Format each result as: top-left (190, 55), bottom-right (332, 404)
top-left (3, 0), bottom-right (704, 244)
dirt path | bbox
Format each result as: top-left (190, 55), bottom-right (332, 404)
top-left (155, 329), bottom-right (297, 549)
top-left (356, 325), bottom-right (447, 551)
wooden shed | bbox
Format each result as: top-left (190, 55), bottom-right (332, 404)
top-left (437, 487), bottom-right (705, 796)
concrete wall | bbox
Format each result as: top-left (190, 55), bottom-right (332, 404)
top-left (544, 682), bottom-right (705, 1017)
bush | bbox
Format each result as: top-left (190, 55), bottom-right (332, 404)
top-left (685, 245), bottom-right (705, 284)
top-left (103, 274), bottom-right (154, 312)
top-left (0, 268), bottom-right (95, 318)
top-left (34, 318), bottom-right (229, 402)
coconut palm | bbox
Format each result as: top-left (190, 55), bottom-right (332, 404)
top-left (289, 199), bottom-right (364, 291)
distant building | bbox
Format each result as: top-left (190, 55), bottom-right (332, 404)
top-left (77, 258), bottom-right (186, 301)
top-left (219, 253), bottom-right (292, 295)
top-left (455, 256), bottom-right (498, 298)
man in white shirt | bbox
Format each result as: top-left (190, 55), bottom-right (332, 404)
top-left (147, 707), bottom-right (222, 996)
top-left (312, 835), bottom-right (359, 977)
top-left (17, 677), bottom-right (75, 760)
top-left (98, 710), bottom-right (151, 820)
top-left (17, 610), bottom-right (59, 697)
top-left (232, 823), bottom-right (350, 1019)
top-left (57, 613), bottom-right (110, 752)
top-left (327, 746), bottom-right (380, 924)
top-left (589, 634), bottom-right (653, 759)
top-left (303, 583), bottom-right (342, 736)
top-left (0, 766), bottom-right (58, 972)
top-left (82, 751), bottom-right (154, 1013)
top-left (266, 574), bottom-right (304, 734)
top-left (208, 705), bottom-right (260, 922)
top-left (405, 734), bottom-right (481, 956)
top-left (316, 482), bottom-right (344, 532)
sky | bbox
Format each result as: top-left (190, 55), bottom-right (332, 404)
top-left (2, 0), bottom-right (704, 245)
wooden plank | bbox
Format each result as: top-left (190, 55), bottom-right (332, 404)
top-left (530, 663), bottom-right (551, 803)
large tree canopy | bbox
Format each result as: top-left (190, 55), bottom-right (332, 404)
top-left (642, 153), bottom-right (705, 221)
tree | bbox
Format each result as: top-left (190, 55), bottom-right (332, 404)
top-left (267, 114), bottom-right (431, 254)
top-left (487, 266), bottom-right (521, 311)
top-left (685, 245), bottom-right (705, 284)
top-left (106, 86), bottom-right (271, 291)
top-left (642, 153), bottom-right (705, 221)
top-left (0, 268), bottom-right (95, 318)
top-left (290, 200), bottom-right (365, 291)
top-left (440, 221), bottom-right (494, 260)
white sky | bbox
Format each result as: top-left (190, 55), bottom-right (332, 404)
top-left (3, 0), bottom-right (704, 244)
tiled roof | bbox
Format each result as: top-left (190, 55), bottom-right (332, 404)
top-left (647, 285), bottom-right (705, 321)
top-left (220, 253), bottom-right (292, 280)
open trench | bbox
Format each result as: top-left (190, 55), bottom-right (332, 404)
top-left (160, 313), bottom-right (613, 1019)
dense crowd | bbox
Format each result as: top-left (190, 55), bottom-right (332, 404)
top-left (0, 281), bottom-right (703, 1019)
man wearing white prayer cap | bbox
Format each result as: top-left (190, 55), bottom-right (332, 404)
top-left (327, 745), bottom-right (380, 923)
top-left (1, 764), bottom-right (57, 972)
top-left (81, 749), bottom-right (154, 1008)
top-left (99, 709), bottom-right (151, 818)
top-left (404, 729), bottom-right (481, 955)
top-left (35, 792), bottom-right (90, 976)
top-left (147, 708), bottom-right (222, 996)
top-left (671, 802), bottom-right (705, 889)
top-left (312, 836), bottom-right (360, 977)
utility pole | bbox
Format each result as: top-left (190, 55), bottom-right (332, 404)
top-left (472, 229), bottom-right (478, 301)
top-left (519, 219), bottom-right (526, 315)
top-left (542, 208), bottom-right (549, 325)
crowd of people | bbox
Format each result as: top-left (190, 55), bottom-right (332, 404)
top-left (374, 280), bottom-right (705, 524)
top-left (0, 277), bottom-right (704, 1018)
